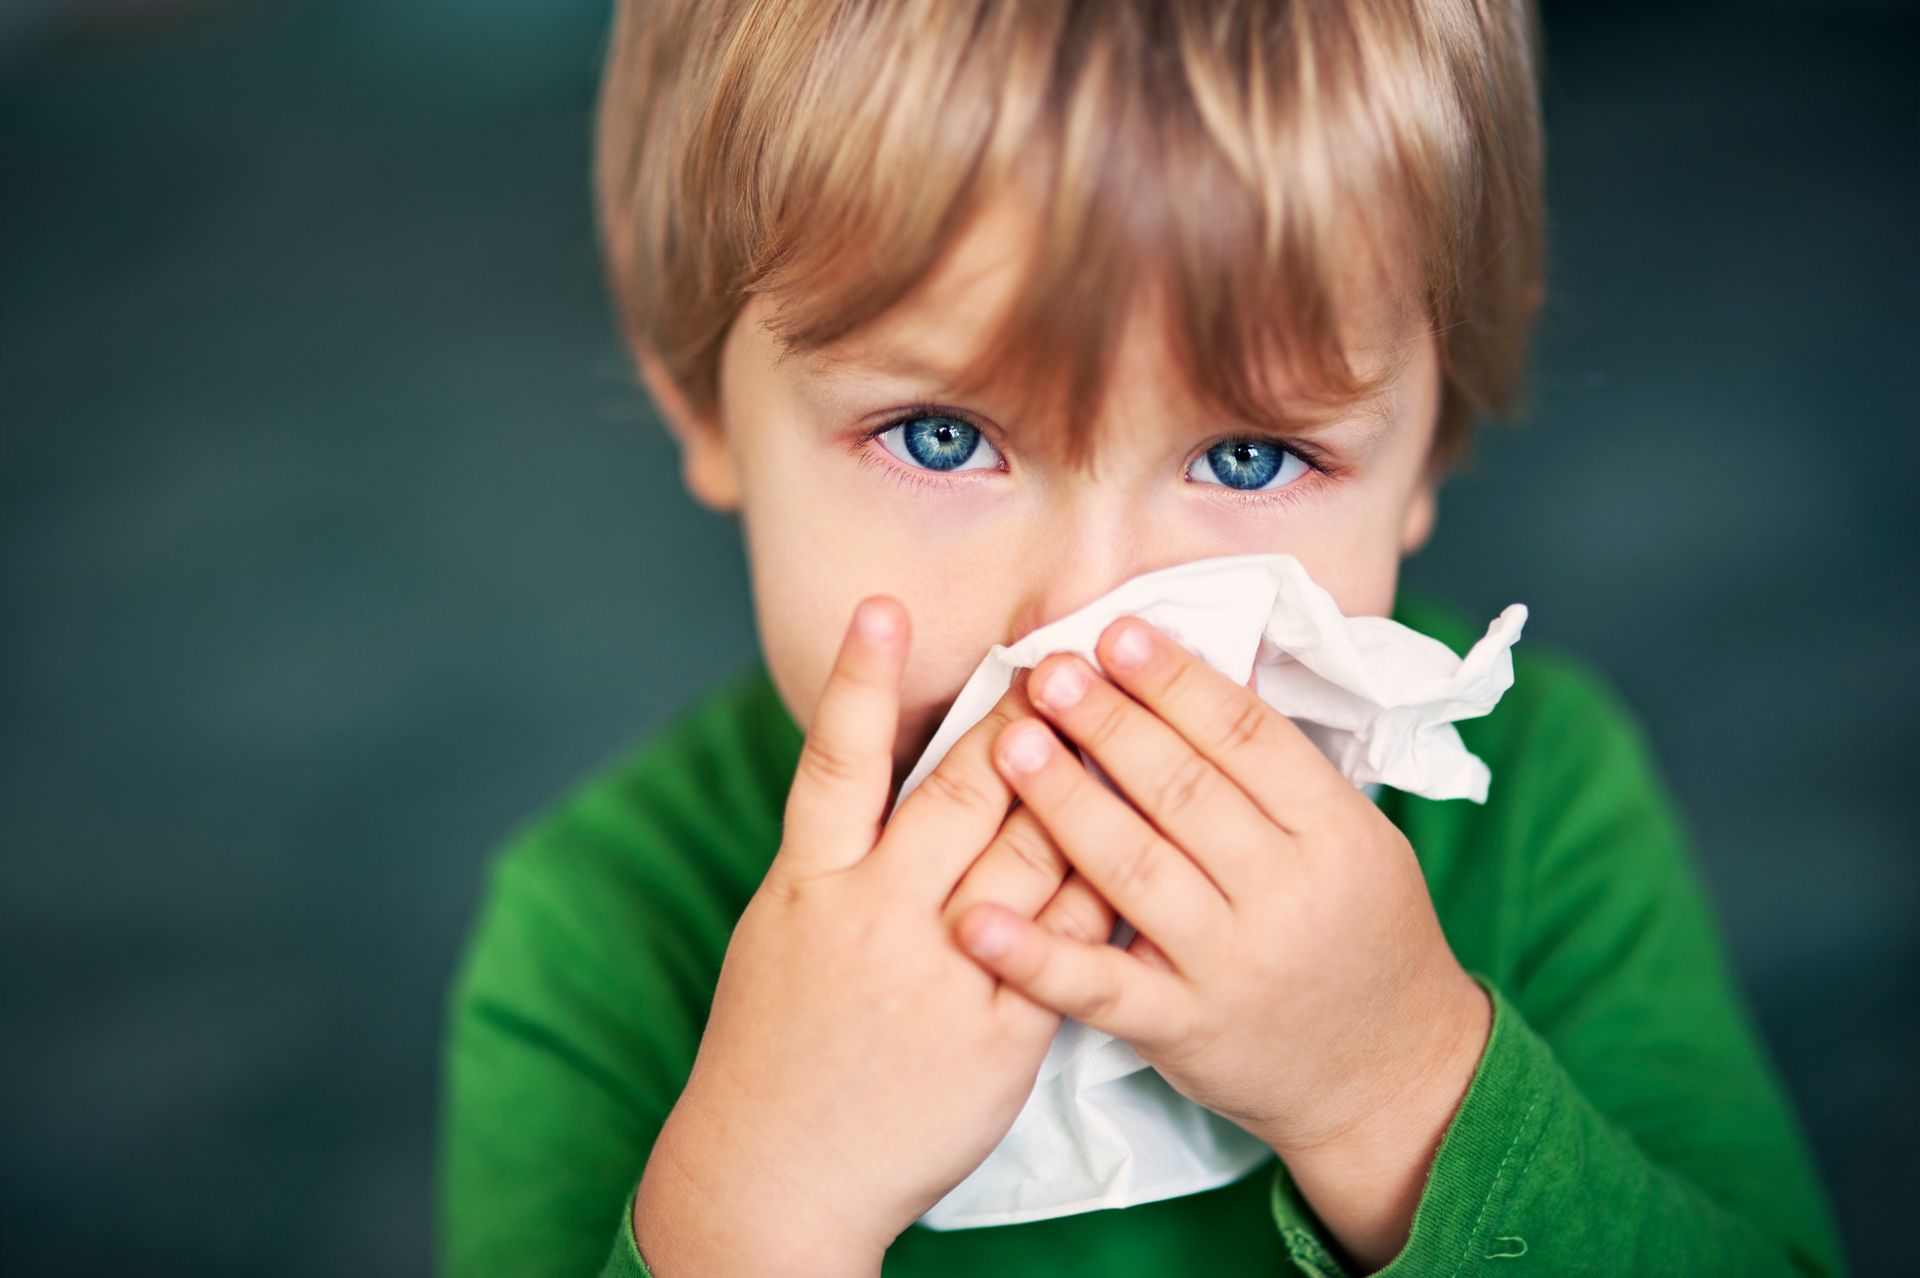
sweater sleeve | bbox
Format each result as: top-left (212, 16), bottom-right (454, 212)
top-left (599, 1183), bottom-right (652, 1277)
top-left (1265, 663), bottom-right (1848, 1277)
top-left (438, 834), bottom-right (691, 1278)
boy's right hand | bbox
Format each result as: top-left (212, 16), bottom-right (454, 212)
top-left (632, 596), bottom-right (1114, 1278)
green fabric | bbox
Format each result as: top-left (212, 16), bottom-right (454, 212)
top-left (436, 592), bottom-right (1847, 1278)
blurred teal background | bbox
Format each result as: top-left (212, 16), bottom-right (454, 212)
top-left (2, 1), bottom-right (1913, 1273)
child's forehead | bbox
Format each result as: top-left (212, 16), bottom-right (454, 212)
top-left (770, 193), bottom-right (1424, 451)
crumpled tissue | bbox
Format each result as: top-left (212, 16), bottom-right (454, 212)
top-left (891, 552), bottom-right (1528, 1231)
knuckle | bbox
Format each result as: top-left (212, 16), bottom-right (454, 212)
top-left (1217, 696), bottom-right (1270, 755)
top-left (759, 872), bottom-right (803, 909)
top-left (1108, 832), bottom-right (1166, 901)
top-left (1083, 697), bottom-right (1131, 750)
top-left (917, 762), bottom-right (1001, 816)
top-left (1155, 653), bottom-right (1206, 706)
top-left (975, 694), bottom-right (1026, 740)
top-left (997, 812), bottom-right (1066, 884)
top-left (796, 735), bottom-right (862, 790)
top-left (1150, 753), bottom-right (1213, 823)
top-left (760, 866), bottom-right (820, 911)
top-left (1045, 891), bottom-right (1110, 946)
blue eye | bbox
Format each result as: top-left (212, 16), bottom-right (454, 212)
top-left (876, 415), bottom-right (1003, 473)
top-left (1187, 438), bottom-right (1310, 492)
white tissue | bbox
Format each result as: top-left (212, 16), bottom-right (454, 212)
top-left (896, 552), bottom-right (1527, 1231)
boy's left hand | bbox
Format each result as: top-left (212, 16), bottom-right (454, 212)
top-left (951, 615), bottom-right (1491, 1244)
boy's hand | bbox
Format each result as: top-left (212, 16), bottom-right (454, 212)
top-left (633, 597), bottom-right (1112, 1278)
top-left (951, 616), bottom-right (1494, 1270)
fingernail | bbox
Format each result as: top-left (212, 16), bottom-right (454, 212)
top-left (1108, 620), bottom-right (1153, 671)
top-left (855, 599), bottom-right (897, 643)
top-left (1000, 722), bottom-right (1053, 775)
top-left (965, 914), bottom-right (1010, 958)
top-left (1035, 660), bottom-right (1088, 710)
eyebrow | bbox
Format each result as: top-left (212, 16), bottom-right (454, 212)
top-left (792, 340), bottom-right (961, 384)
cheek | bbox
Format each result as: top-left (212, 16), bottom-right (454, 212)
top-left (1247, 464), bottom-right (1427, 618)
top-left (1196, 498), bottom-right (1403, 618)
top-left (757, 592), bottom-right (1012, 790)
top-left (743, 497), bottom-right (1014, 772)
top-left (1287, 541), bottom-right (1404, 618)
top-left (734, 445), bottom-right (888, 729)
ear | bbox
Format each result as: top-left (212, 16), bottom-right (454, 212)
top-left (638, 350), bottom-right (740, 511)
top-left (1399, 475), bottom-right (1437, 556)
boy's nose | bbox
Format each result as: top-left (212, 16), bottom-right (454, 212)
top-left (1001, 514), bottom-right (1177, 644)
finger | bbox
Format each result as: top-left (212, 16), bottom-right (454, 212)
top-left (992, 718), bottom-right (1228, 972)
top-left (940, 802), bottom-right (1069, 931)
top-left (1126, 929), bottom-right (1176, 974)
top-left (871, 672), bottom-right (1041, 903)
top-left (974, 869), bottom-right (1117, 1048)
top-left (1027, 651), bottom-right (1280, 903)
top-left (1033, 869), bottom-right (1118, 949)
top-left (958, 901), bottom-right (1189, 1052)
top-left (1097, 616), bottom-right (1348, 834)
top-left (778, 597), bottom-right (908, 875)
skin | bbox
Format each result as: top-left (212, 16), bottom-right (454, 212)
top-left (632, 191), bottom-right (1490, 1274)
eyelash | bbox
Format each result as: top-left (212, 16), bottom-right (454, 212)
top-left (852, 403), bottom-right (1005, 494)
top-left (852, 401), bottom-right (1342, 507)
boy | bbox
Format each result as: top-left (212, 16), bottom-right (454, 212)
top-left (438, 1), bottom-right (1847, 1274)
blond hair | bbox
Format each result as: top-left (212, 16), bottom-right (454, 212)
top-left (595, 0), bottom-right (1546, 474)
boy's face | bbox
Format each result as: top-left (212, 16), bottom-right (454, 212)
top-left (645, 195), bottom-right (1442, 787)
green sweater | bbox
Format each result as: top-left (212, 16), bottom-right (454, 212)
top-left (436, 593), bottom-right (1847, 1277)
